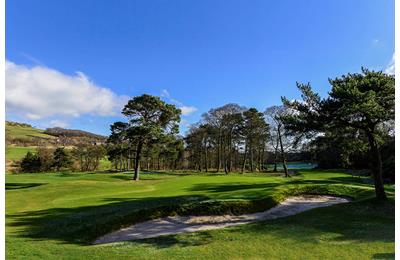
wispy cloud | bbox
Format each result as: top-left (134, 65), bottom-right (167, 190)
top-left (160, 89), bottom-right (197, 116)
top-left (6, 60), bottom-right (129, 120)
top-left (20, 52), bottom-right (45, 66)
top-left (160, 89), bottom-right (170, 98)
top-left (180, 106), bottom-right (198, 116)
top-left (385, 53), bottom-right (395, 75)
top-left (49, 119), bottom-right (69, 128)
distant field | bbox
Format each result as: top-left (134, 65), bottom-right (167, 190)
top-left (5, 170), bottom-right (394, 259)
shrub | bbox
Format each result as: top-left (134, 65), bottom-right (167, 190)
top-left (53, 148), bottom-right (72, 171)
top-left (20, 152), bottom-right (41, 173)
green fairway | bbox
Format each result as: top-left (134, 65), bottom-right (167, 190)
top-left (6, 170), bottom-right (394, 259)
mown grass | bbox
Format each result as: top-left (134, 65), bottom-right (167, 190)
top-left (5, 170), bottom-right (394, 259)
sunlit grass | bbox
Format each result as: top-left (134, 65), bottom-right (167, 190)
top-left (6, 170), bottom-right (394, 259)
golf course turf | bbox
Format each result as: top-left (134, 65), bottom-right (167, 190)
top-left (5, 170), bottom-right (395, 259)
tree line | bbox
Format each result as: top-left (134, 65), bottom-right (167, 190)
top-left (105, 97), bottom-right (298, 178)
top-left (20, 144), bottom-right (106, 173)
top-left (106, 68), bottom-right (394, 200)
top-left (19, 68), bottom-right (394, 200)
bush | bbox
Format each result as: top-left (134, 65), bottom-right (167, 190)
top-left (20, 152), bottom-right (41, 173)
top-left (36, 147), bottom-right (55, 172)
top-left (53, 147), bottom-right (72, 171)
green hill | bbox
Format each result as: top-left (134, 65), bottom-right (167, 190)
top-left (6, 121), bottom-right (55, 142)
top-left (5, 121), bottom-right (107, 164)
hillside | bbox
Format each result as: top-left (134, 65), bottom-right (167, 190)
top-left (5, 121), bottom-right (108, 165)
top-left (6, 121), bottom-right (106, 146)
top-left (44, 127), bottom-right (105, 140)
top-left (6, 121), bottom-right (55, 144)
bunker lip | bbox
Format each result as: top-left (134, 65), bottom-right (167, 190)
top-left (93, 195), bottom-right (351, 245)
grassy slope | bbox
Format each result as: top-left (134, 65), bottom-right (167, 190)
top-left (6, 123), bottom-right (54, 140)
top-left (5, 123), bottom-right (113, 170)
top-left (5, 123), bottom-right (55, 163)
top-left (6, 170), bottom-right (394, 259)
top-left (5, 146), bottom-right (37, 161)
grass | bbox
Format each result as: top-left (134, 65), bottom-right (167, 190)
top-left (5, 123), bottom-right (54, 140)
top-left (5, 146), bottom-right (37, 161)
top-left (6, 170), bottom-right (394, 259)
top-left (5, 146), bottom-right (113, 173)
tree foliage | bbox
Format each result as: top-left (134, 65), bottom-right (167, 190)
top-left (108, 94), bottom-right (182, 180)
top-left (281, 68), bottom-right (395, 199)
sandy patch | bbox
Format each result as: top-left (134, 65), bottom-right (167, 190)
top-left (93, 195), bottom-right (350, 244)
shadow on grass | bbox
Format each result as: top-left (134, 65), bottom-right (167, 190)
top-left (228, 198), bottom-right (394, 244)
top-left (7, 195), bottom-right (210, 245)
top-left (189, 183), bottom-right (278, 193)
top-left (123, 231), bottom-right (214, 249)
top-left (6, 178), bottom-right (387, 249)
top-left (288, 175), bottom-right (372, 186)
top-left (372, 253), bottom-right (395, 259)
top-left (6, 183), bottom-right (46, 190)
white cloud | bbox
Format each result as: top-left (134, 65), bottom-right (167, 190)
top-left (49, 120), bottom-right (69, 128)
top-left (180, 106), bottom-right (197, 116)
top-left (6, 60), bottom-right (129, 120)
top-left (385, 53), bottom-right (395, 75)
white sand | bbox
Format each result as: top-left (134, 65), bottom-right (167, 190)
top-left (93, 195), bottom-right (350, 244)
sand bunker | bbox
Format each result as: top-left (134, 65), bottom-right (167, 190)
top-left (94, 195), bottom-right (350, 244)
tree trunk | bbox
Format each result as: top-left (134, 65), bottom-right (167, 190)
top-left (367, 131), bottom-right (387, 200)
top-left (204, 142), bottom-right (208, 172)
top-left (241, 142), bottom-right (247, 173)
top-left (216, 132), bottom-right (221, 172)
top-left (224, 141), bottom-right (228, 174)
top-left (250, 141), bottom-right (254, 172)
top-left (228, 134), bottom-right (232, 172)
top-left (133, 142), bottom-right (143, 181)
top-left (278, 125), bottom-right (289, 177)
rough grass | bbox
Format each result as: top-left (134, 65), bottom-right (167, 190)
top-left (5, 170), bottom-right (394, 259)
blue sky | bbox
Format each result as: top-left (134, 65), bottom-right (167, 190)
top-left (6, 0), bottom-right (394, 135)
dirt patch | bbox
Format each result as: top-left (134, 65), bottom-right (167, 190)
top-left (93, 195), bottom-right (350, 244)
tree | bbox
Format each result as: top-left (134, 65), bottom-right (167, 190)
top-left (36, 146), bottom-right (54, 172)
top-left (241, 108), bottom-right (269, 173)
top-left (281, 68), bottom-right (394, 199)
top-left (53, 147), bottom-right (72, 171)
top-left (121, 94), bottom-right (181, 180)
top-left (265, 106), bottom-right (291, 177)
top-left (20, 152), bottom-right (41, 173)
top-left (107, 122), bottom-right (131, 171)
top-left (72, 144), bottom-right (106, 171)
top-left (202, 104), bottom-right (247, 172)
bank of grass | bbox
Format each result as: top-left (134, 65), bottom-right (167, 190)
top-left (6, 170), bottom-right (394, 259)
top-left (5, 146), bottom-right (37, 161)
